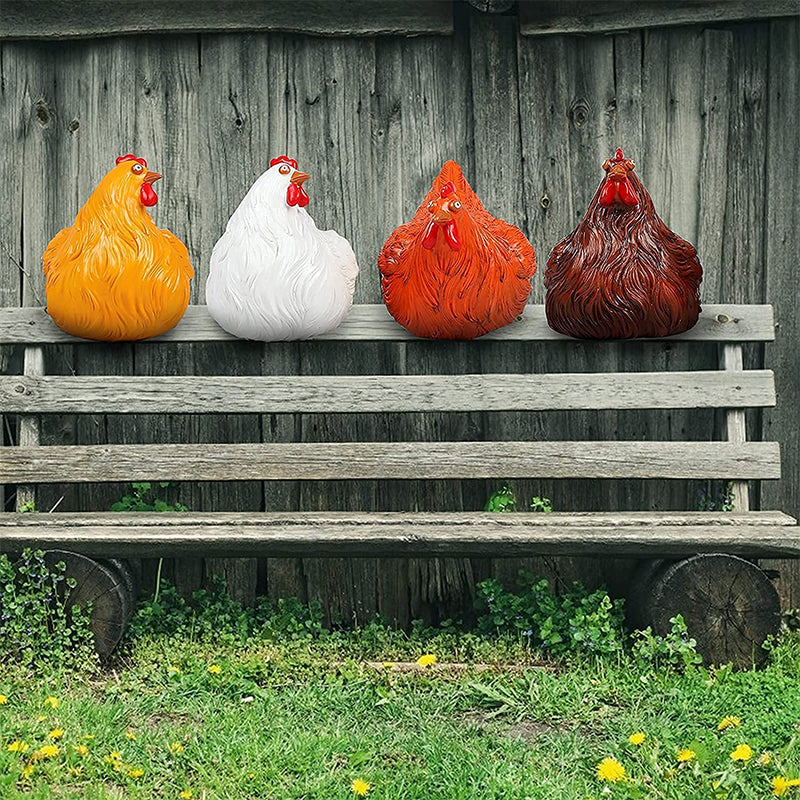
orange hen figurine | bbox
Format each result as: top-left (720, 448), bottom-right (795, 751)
top-left (379, 161), bottom-right (535, 339)
top-left (43, 154), bottom-right (193, 341)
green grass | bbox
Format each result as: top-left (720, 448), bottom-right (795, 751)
top-left (2, 632), bottom-right (800, 799)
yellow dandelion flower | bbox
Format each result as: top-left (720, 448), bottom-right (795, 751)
top-left (718, 716), bottom-right (742, 731)
top-left (773, 777), bottom-right (791, 796)
top-left (248, 773), bottom-right (255, 779)
top-left (127, 766), bottom-right (144, 779)
top-left (596, 757), bottom-right (626, 782)
top-left (74, 745), bottom-right (89, 757)
top-left (628, 732), bottom-right (646, 746)
top-left (49, 728), bottom-right (64, 740)
top-left (180, 791), bottom-right (193, 799)
top-left (416, 654), bottom-right (437, 667)
top-left (125, 729), bottom-right (137, 741)
top-left (20, 764), bottom-right (34, 780)
top-left (351, 778), bottom-right (372, 796)
top-left (32, 744), bottom-right (59, 760)
top-left (0, 694), bottom-right (8, 705)
top-left (169, 742), bottom-right (185, 754)
top-left (676, 749), bottom-right (696, 763)
top-left (730, 743), bottom-right (753, 762)
top-left (167, 666), bottom-right (181, 676)
top-left (207, 664), bottom-right (222, 675)
top-left (44, 696), bottom-right (59, 709)
top-left (758, 752), bottom-right (772, 766)
top-left (7, 740), bottom-right (28, 753)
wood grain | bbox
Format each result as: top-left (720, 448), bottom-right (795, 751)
top-left (6, 510), bottom-right (793, 529)
top-left (0, 370), bottom-right (776, 414)
top-left (15, 345), bottom-right (44, 509)
top-left (0, 511), bottom-right (796, 558)
top-left (520, 1), bottom-right (797, 36)
top-left (1, 1), bottom-right (453, 39)
top-left (0, 441), bottom-right (782, 483)
top-left (759, 18), bottom-right (800, 608)
top-left (721, 344), bottom-right (750, 511)
top-left (0, 304), bottom-right (777, 343)
top-left (1, 16), bottom-right (798, 619)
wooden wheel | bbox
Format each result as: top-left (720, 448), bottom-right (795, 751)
top-left (646, 554), bottom-right (780, 669)
top-left (99, 558), bottom-right (140, 604)
top-left (43, 551), bottom-right (135, 658)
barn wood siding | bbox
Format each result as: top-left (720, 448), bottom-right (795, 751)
top-left (0, 8), bottom-right (797, 618)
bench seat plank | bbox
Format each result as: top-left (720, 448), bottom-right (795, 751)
top-left (0, 304), bottom-right (775, 344)
top-left (0, 511), bottom-right (796, 558)
top-left (0, 370), bottom-right (776, 414)
top-left (0, 441), bottom-right (782, 483)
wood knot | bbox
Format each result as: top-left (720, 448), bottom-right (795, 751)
top-left (68, 119), bottom-right (80, 133)
top-left (569, 99), bottom-right (590, 128)
top-left (540, 192), bottom-right (551, 210)
top-left (715, 314), bottom-right (739, 324)
top-left (14, 384), bottom-right (26, 394)
top-left (34, 99), bottom-right (50, 127)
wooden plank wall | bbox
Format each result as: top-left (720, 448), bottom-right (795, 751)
top-left (1, 8), bottom-right (798, 617)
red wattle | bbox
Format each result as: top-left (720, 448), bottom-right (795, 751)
top-left (618, 177), bottom-right (639, 206)
top-left (421, 219), bottom-right (438, 250)
top-left (598, 181), bottom-right (617, 207)
top-left (443, 220), bottom-right (461, 251)
top-left (287, 184), bottom-right (311, 208)
top-left (140, 183), bottom-right (158, 207)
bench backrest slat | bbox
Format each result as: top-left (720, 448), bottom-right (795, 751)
top-left (0, 304), bottom-right (776, 344)
top-left (0, 370), bottom-right (777, 414)
top-left (1, 441), bottom-right (782, 484)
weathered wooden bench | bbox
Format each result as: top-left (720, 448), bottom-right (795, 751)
top-left (0, 303), bottom-right (796, 665)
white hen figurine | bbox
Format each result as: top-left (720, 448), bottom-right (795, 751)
top-left (206, 156), bottom-right (359, 340)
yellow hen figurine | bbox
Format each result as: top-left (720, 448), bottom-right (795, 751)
top-left (43, 154), bottom-right (193, 341)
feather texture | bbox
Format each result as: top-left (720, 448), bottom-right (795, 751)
top-left (379, 161), bottom-right (535, 340)
top-left (206, 161), bottom-right (358, 341)
top-left (545, 151), bottom-right (702, 339)
top-left (43, 159), bottom-right (192, 342)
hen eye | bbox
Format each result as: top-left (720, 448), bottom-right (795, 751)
top-left (279, 164), bottom-right (291, 175)
top-left (451, 201), bottom-right (461, 211)
top-left (131, 163), bottom-right (144, 175)
top-left (427, 201), bottom-right (435, 210)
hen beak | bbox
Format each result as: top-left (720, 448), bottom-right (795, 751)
top-left (290, 171), bottom-right (310, 186)
top-left (433, 208), bottom-right (453, 224)
top-left (143, 171), bottom-right (162, 184)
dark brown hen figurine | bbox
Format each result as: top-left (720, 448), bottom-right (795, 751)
top-left (545, 149), bottom-right (702, 339)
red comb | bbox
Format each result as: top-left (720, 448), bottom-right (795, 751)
top-left (440, 181), bottom-right (455, 198)
top-left (270, 155), bottom-right (298, 169)
top-left (116, 154), bottom-right (148, 168)
top-left (613, 148), bottom-right (625, 162)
